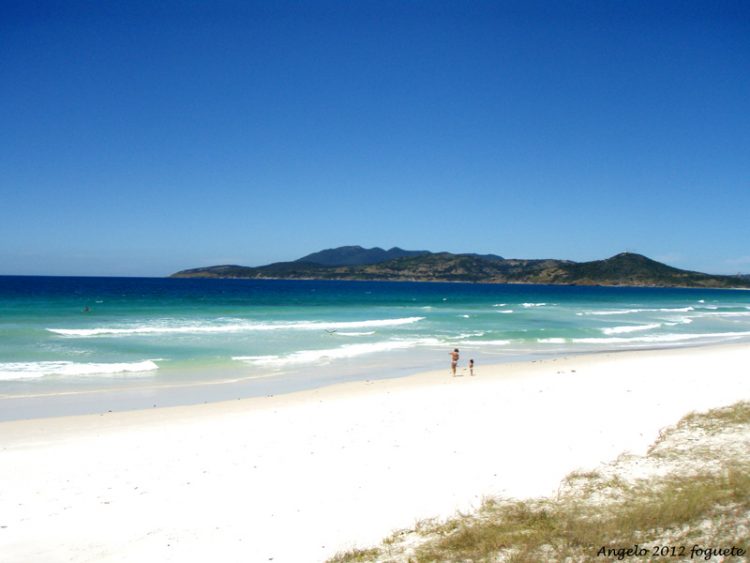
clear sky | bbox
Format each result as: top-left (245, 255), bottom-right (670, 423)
top-left (2, 0), bottom-right (748, 276)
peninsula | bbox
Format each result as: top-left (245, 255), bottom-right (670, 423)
top-left (171, 247), bottom-right (750, 289)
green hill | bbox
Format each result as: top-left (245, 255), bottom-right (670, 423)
top-left (170, 249), bottom-right (750, 289)
top-left (295, 245), bottom-right (432, 266)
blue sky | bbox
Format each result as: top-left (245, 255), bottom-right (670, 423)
top-left (2, 1), bottom-right (748, 276)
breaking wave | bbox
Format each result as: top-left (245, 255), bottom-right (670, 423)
top-left (579, 307), bottom-right (695, 316)
top-left (601, 323), bottom-right (663, 335)
top-left (0, 360), bottom-right (159, 381)
top-left (48, 317), bottom-right (425, 337)
top-left (233, 338), bottom-right (442, 368)
top-left (573, 331), bottom-right (750, 345)
top-left (460, 339), bottom-right (511, 346)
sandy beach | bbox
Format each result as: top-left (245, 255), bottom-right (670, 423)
top-left (1, 342), bottom-right (749, 562)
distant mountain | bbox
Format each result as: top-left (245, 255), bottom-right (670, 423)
top-left (170, 250), bottom-right (750, 289)
top-left (295, 245), bottom-right (431, 266)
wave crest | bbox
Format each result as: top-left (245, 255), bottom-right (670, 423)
top-left (233, 338), bottom-right (442, 368)
top-left (0, 360), bottom-right (159, 381)
top-left (573, 331), bottom-right (750, 345)
top-left (48, 317), bottom-right (425, 337)
top-left (601, 323), bottom-right (662, 335)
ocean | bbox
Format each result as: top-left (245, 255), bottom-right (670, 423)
top-left (2, 276), bottom-right (749, 420)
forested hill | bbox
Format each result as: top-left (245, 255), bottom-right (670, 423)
top-left (294, 245), bottom-right (432, 265)
top-left (170, 248), bottom-right (750, 289)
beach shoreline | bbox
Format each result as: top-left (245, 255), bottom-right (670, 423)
top-left (4, 336), bottom-right (750, 423)
top-left (1, 342), bottom-right (749, 562)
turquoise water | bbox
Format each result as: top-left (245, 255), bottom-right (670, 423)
top-left (2, 276), bottom-right (749, 419)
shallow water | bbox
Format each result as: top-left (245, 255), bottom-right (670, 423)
top-left (2, 276), bottom-right (749, 419)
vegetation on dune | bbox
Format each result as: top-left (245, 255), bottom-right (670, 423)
top-left (328, 401), bottom-right (750, 562)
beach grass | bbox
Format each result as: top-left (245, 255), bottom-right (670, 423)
top-left (328, 401), bottom-right (750, 562)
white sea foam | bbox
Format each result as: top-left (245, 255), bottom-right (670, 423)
top-left (538, 338), bottom-right (566, 344)
top-left (48, 317), bottom-right (425, 337)
top-left (694, 311), bottom-right (750, 318)
top-left (493, 304), bottom-right (507, 307)
top-left (522, 303), bottom-right (547, 308)
top-left (0, 360), bottom-right (159, 381)
top-left (234, 355), bottom-right (279, 364)
top-left (586, 309), bottom-right (641, 315)
top-left (572, 331), bottom-right (750, 345)
top-left (461, 339), bottom-right (511, 346)
top-left (580, 307), bottom-right (694, 316)
top-left (663, 317), bottom-right (693, 326)
top-left (233, 338), bottom-right (442, 368)
top-left (601, 323), bottom-right (662, 335)
top-left (455, 332), bottom-right (486, 339)
top-left (336, 331), bottom-right (376, 336)
top-left (496, 310), bottom-right (514, 314)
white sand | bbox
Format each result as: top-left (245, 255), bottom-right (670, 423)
top-left (1, 343), bottom-right (749, 562)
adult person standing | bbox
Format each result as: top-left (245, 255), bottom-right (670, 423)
top-left (450, 348), bottom-right (459, 376)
